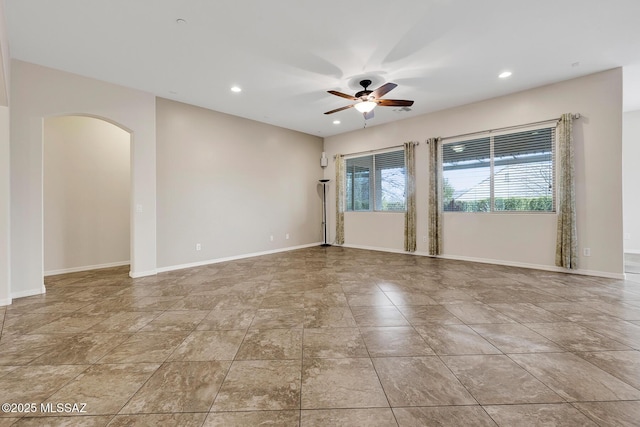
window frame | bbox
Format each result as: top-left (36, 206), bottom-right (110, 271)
top-left (441, 123), bottom-right (557, 214)
top-left (344, 148), bottom-right (407, 213)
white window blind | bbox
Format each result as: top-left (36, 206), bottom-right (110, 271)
top-left (346, 155), bottom-right (372, 211)
top-left (493, 128), bottom-right (554, 211)
top-left (442, 137), bottom-right (491, 211)
top-left (346, 149), bottom-right (406, 212)
top-left (443, 126), bottom-right (555, 212)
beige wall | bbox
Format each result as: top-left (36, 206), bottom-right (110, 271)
top-left (0, 1), bottom-right (8, 106)
top-left (44, 116), bottom-right (130, 274)
top-left (623, 109), bottom-right (640, 254)
top-left (0, 2), bottom-right (10, 305)
top-left (10, 60), bottom-right (156, 299)
top-left (156, 98), bottom-right (324, 269)
top-left (0, 105), bottom-right (9, 305)
top-left (324, 69), bottom-right (624, 277)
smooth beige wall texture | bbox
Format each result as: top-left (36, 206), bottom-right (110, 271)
top-left (324, 69), bottom-right (624, 277)
top-left (0, 3), bottom-right (11, 305)
top-left (44, 116), bottom-right (130, 274)
top-left (0, 106), bottom-right (9, 305)
top-left (623, 109), bottom-right (640, 253)
top-left (156, 98), bottom-right (324, 269)
top-left (10, 60), bottom-right (156, 299)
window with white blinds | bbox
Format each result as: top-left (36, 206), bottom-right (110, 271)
top-left (346, 149), bottom-right (406, 212)
top-left (442, 126), bottom-right (555, 212)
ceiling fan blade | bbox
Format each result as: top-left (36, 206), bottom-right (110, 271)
top-left (371, 82), bottom-right (397, 99)
top-left (363, 109), bottom-right (375, 120)
top-left (328, 90), bottom-right (358, 101)
top-left (324, 104), bottom-right (355, 115)
top-left (377, 99), bottom-right (414, 107)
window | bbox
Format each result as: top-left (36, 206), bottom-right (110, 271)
top-left (442, 126), bottom-right (555, 212)
top-left (346, 149), bottom-right (406, 211)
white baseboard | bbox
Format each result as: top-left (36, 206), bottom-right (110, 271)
top-left (342, 243), bottom-right (409, 255)
top-left (157, 242), bottom-right (322, 274)
top-left (44, 261), bottom-right (130, 277)
top-left (11, 284), bottom-right (47, 300)
top-left (129, 269), bottom-right (158, 278)
top-left (0, 297), bottom-right (12, 306)
top-left (341, 244), bottom-right (625, 280)
top-left (433, 253), bottom-right (625, 280)
top-left (625, 249), bottom-right (640, 255)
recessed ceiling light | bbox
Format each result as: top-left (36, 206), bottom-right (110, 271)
top-left (333, 120), bottom-right (341, 125)
top-left (230, 86), bottom-right (242, 93)
top-left (498, 71), bottom-right (512, 79)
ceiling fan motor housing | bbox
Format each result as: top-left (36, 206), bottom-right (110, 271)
top-left (355, 79), bottom-right (373, 99)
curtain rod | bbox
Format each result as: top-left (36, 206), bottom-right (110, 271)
top-left (438, 113), bottom-right (581, 142)
top-left (333, 141), bottom-right (419, 160)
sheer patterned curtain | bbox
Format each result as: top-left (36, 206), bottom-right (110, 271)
top-left (404, 142), bottom-right (417, 252)
top-left (428, 137), bottom-right (443, 255)
top-left (335, 154), bottom-right (345, 245)
top-left (555, 114), bottom-right (577, 269)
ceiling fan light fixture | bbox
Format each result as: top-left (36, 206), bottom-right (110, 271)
top-left (354, 101), bottom-right (376, 113)
top-left (324, 81), bottom-right (413, 117)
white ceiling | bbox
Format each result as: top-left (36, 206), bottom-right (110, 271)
top-left (5, 0), bottom-right (640, 137)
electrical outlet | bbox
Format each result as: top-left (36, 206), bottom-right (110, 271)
top-left (583, 248), bottom-right (591, 257)
top-left (270, 235), bottom-right (274, 242)
top-left (624, 233), bottom-right (631, 240)
top-left (422, 235), bottom-right (427, 243)
top-left (286, 233), bottom-right (290, 240)
top-left (196, 243), bottom-right (201, 251)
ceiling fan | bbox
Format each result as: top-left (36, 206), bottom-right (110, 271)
top-left (324, 79), bottom-right (414, 120)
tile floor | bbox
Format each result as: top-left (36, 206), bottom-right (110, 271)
top-left (1, 247), bottom-right (640, 426)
